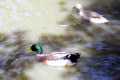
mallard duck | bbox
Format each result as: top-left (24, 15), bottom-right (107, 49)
top-left (73, 4), bottom-right (109, 24)
top-left (27, 44), bottom-right (81, 66)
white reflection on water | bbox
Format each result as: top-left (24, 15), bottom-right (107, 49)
top-left (24, 61), bottom-right (79, 80)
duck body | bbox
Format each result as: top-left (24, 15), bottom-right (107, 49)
top-left (27, 44), bottom-right (81, 66)
top-left (36, 52), bottom-right (80, 66)
top-left (73, 4), bottom-right (109, 24)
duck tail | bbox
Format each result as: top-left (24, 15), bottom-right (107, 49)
top-left (60, 53), bottom-right (81, 62)
top-left (68, 53), bottom-right (81, 63)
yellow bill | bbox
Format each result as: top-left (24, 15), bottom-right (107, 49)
top-left (27, 49), bottom-right (32, 53)
top-left (65, 64), bottom-right (69, 67)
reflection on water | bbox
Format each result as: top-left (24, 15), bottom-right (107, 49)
top-left (83, 40), bottom-right (120, 80)
top-left (0, 0), bottom-right (120, 80)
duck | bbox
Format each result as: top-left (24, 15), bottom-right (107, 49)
top-left (73, 4), bottom-right (109, 24)
top-left (27, 44), bottom-right (81, 67)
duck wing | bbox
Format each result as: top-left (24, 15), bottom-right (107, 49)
top-left (36, 52), bottom-right (71, 61)
top-left (82, 11), bottom-right (101, 18)
top-left (90, 12), bottom-right (102, 18)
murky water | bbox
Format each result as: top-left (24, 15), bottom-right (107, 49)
top-left (0, 0), bottom-right (120, 80)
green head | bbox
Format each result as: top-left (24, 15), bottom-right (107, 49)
top-left (27, 44), bottom-right (43, 54)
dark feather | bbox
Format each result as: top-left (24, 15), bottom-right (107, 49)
top-left (60, 53), bottom-right (81, 62)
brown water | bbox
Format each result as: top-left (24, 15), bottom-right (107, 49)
top-left (0, 0), bottom-right (120, 80)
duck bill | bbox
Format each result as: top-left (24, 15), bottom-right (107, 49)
top-left (27, 49), bottom-right (32, 53)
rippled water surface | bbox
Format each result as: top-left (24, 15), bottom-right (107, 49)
top-left (0, 0), bottom-right (120, 80)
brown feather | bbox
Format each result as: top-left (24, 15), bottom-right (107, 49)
top-left (36, 52), bottom-right (71, 63)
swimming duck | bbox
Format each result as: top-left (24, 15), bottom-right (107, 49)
top-left (73, 4), bottom-right (109, 24)
top-left (27, 44), bottom-right (81, 66)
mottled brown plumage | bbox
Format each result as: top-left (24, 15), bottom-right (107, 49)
top-left (73, 4), bottom-right (109, 23)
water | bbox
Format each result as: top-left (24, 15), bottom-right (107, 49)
top-left (0, 0), bottom-right (120, 80)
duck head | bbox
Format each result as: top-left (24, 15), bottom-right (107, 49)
top-left (27, 44), bottom-right (43, 54)
top-left (73, 4), bottom-right (84, 11)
